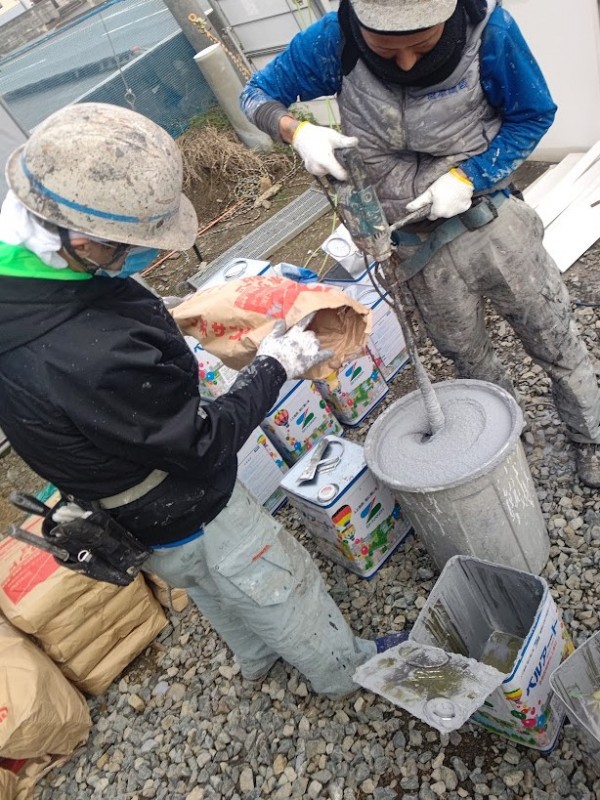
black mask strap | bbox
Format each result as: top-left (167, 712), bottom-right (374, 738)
top-left (58, 227), bottom-right (130, 274)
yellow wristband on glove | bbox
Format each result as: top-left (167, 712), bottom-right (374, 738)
top-left (450, 167), bottom-right (474, 187)
top-left (291, 120), bottom-right (311, 145)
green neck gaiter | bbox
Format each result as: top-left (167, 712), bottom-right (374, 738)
top-left (0, 242), bottom-right (91, 281)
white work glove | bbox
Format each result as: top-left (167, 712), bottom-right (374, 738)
top-left (257, 315), bottom-right (333, 379)
top-left (291, 121), bottom-right (358, 181)
top-left (406, 168), bottom-right (475, 221)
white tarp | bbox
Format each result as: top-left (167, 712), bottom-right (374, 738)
top-left (0, 97), bottom-right (27, 203)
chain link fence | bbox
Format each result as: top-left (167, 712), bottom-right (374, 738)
top-left (0, 0), bottom-right (218, 136)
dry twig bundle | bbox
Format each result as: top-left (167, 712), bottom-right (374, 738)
top-left (178, 125), bottom-right (297, 205)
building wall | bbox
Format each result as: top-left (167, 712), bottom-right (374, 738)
top-left (504, 0), bottom-right (600, 159)
top-left (0, 0), bottom-right (28, 28)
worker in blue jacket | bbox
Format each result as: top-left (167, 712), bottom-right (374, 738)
top-left (241, 0), bottom-right (600, 488)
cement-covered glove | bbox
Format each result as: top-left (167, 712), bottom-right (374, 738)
top-left (291, 121), bottom-right (358, 181)
top-left (406, 168), bottom-right (474, 221)
top-left (257, 316), bottom-right (333, 379)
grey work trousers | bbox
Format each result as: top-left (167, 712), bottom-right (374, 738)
top-left (397, 196), bottom-right (600, 443)
top-left (144, 482), bottom-right (375, 697)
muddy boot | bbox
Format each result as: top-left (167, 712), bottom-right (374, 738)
top-left (575, 443), bottom-right (600, 489)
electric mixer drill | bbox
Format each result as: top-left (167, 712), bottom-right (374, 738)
top-left (318, 146), bottom-right (445, 436)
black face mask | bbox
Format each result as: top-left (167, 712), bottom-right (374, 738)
top-left (339, 0), bottom-right (486, 88)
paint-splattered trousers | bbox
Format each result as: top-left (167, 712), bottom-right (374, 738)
top-left (396, 196), bottom-right (600, 444)
top-left (145, 481), bottom-right (375, 696)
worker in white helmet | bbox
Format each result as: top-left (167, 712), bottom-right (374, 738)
top-left (0, 102), bottom-right (405, 696)
top-left (241, 0), bottom-right (600, 488)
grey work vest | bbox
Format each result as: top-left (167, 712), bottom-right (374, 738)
top-left (338, 0), bottom-right (503, 222)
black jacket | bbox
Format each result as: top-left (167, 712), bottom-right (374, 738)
top-left (0, 274), bottom-right (286, 545)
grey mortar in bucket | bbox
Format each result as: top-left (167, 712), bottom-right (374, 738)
top-left (364, 379), bottom-right (550, 574)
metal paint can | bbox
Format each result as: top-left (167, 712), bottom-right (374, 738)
top-left (315, 351), bottom-right (389, 427)
top-left (409, 556), bottom-right (573, 751)
top-left (364, 379), bottom-right (550, 574)
top-left (550, 631), bottom-right (600, 772)
top-left (262, 380), bottom-right (343, 465)
top-left (237, 429), bottom-right (288, 514)
top-left (191, 257), bottom-right (272, 291)
top-left (320, 223), bottom-right (367, 282)
top-left (280, 435), bottom-right (412, 578)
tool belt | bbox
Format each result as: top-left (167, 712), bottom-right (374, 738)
top-left (52, 469), bottom-right (170, 583)
top-left (42, 509), bottom-right (151, 586)
top-left (392, 192), bottom-right (508, 282)
top-left (8, 478), bottom-right (160, 585)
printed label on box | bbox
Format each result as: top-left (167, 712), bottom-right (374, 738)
top-left (262, 381), bottom-right (343, 464)
top-left (471, 596), bottom-right (573, 751)
top-left (315, 353), bottom-right (388, 426)
top-left (237, 429), bottom-right (288, 513)
top-left (185, 336), bottom-right (238, 398)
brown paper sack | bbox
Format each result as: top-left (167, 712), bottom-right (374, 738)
top-left (61, 587), bottom-right (166, 690)
top-left (0, 501), bottom-right (102, 635)
top-left (0, 767), bottom-right (17, 799)
top-left (144, 572), bottom-right (189, 613)
top-left (0, 502), bottom-right (166, 695)
top-left (0, 616), bottom-right (91, 760)
top-left (2, 754), bottom-right (68, 800)
top-left (74, 612), bottom-right (167, 696)
top-left (41, 578), bottom-right (153, 666)
top-left (173, 275), bottom-right (373, 380)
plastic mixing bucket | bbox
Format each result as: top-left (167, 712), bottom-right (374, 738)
top-left (364, 379), bottom-right (549, 573)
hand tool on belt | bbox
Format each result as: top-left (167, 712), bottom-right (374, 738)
top-left (7, 490), bottom-right (151, 586)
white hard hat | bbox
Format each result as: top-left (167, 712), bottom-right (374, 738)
top-left (6, 102), bottom-right (197, 251)
top-left (351, 0), bottom-right (457, 32)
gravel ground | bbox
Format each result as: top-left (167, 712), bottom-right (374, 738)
top-left (32, 232), bottom-right (600, 797)
top-left (35, 253), bottom-right (600, 800)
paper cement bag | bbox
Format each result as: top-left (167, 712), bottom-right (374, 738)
top-left (0, 504), bottom-right (166, 696)
top-left (41, 578), bottom-right (154, 666)
top-left (64, 589), bottom-right (163, 679)
top-left (72, 611), bottom-right (167, 696)
top-left (0, 515), bottom-right (98, 635)
top-left (144, 572), bottom-right (189, 612)
top-left (144, 572), bottom-right (189, 613)
top-left (0, 617), bottom-right (91, 760)
top-left (0, 766), bottom-right (17, 799)
top-left (2, 754), bottom-right (65, 800)
top-left (173, 275), bottom-right (372, 380)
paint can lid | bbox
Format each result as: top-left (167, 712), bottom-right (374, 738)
top-left (353, 640), bottom-right (505, 734)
